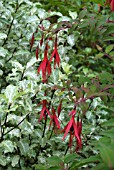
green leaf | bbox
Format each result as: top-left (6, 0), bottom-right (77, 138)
top-left (0, 140), bottom-right (14, 153)
top-left (101, 119), bottom-right (114, 127)
top-left (18, 139), bottom-right (29, 156)
top-left (5, 85), bottom-right (18, 104)
top-left (105, 45), bottom-right (114, 53)
top-left (95, 53), bottom-right (104, 59)
top-left (0, 17), bottom-right (10, 25)
top-left (0, 47), bottom-right (8, 57)
top-left (11, 155), bottom-right (20, 167)
top-left (0, 33), bottom-right (7, 39)
top-left (47, 156), bottom-right (62, 166)
top-left (48, 166), bottom-right (60, 170)
top-left (100, 145), bottom-right (114, 169)
top-left (64, 153), bottom-right (77, 163)
top-left (103, 37), bottom-right (114, 41)
top-left (26, 15), bottom-right (38, 23)
top-left (14, 50), bottom-right (30, 56)
top-left (70, 155), bottom-right (100, 170)
top-left (101, 128), bottom-right (114, 138)
top-left (91, 163), bottom-right (109, 170)
top-left (79, 9), bottom-right (87, 19)
top-left (67, 34), bottom-right (75, 46)
top-left (69, 11), bottom-right (77, 20)
top-left (0, 155), bottom-right (7, 166)
top-left (62, 62), bottom-right (72, 74)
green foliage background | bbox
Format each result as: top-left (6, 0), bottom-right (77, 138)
top-left (0, 0), bottom-right (114, 169)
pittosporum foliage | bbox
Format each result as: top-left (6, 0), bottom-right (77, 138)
top-left (0, 0), bottom-right (114, 170)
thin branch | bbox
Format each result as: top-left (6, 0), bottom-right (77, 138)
top-left (3, 113), bottom-right (30, 136)
top-left (2, 2), bottom-right (20, 46)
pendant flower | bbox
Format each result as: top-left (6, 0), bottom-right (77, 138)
top-left (36, 46), bottom-right (39, 60)
top-left (38, 100), bottom-right (52, 122)
top-left (106, 0), bottom-right (114, 11)
top-left (49, 107), bottom-right (60, 129)
top-left (30, 33), bottom-right (34, 51)
top-left (62, 113), bottom-right (82, 151)
top-left (38, 43), bottom-right (52, 83)
top-left (76, 120), bottom-right (82, 151)
top-left (49, 35), bottom-right (60, 68)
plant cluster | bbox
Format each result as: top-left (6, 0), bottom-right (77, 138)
top-left (0, 0), bottom-right (114, 170)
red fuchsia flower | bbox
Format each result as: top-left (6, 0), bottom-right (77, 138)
top-left (38, 43), bottom-right (52, 83)
top-left (49, 107), bottom-right (60, 129)
top-left (30, 33), bottom-right (34, 51)
top-left (40, 33), bottom-right (44, 46)
top-left (62, 114), bottom-right (82, 151)
top-left (111, 0), bottom-right (114, 11)
top-left (36, 46), bottom-right (39, 60)
top-left (57, 100), bottom-right (62, 117)
top-left (106, 0), bottom-right (114, 11)
top-left (38, 99), bottom-right (52, 122)
top-left (76, 120), bottom-right (82, 151)
top-left (49, 35), bottom-right (60, 68)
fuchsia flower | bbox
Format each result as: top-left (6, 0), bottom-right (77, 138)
top-left (38, 100), bottom-right (52, 122)
top-left (49, 35), bottom-right (60, 68)
top-left (106, 0), bottom-right (114, 11)
top-left (111, 0), bottom-right (114, 11)
top-left (38, 43), bottom-right (52, 83)
top-left (62, 112), bottom-right (82, 151)
top-left (49, 107), bottom-right (60, 129)
top-left (76, 120), bottom-right (82, 151)
top-left (40, 33), bottom-right (44, 46)
top-left (30, 33), bottom-right (34, 50)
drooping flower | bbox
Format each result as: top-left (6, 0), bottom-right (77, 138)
top-left (30, 33), bottom-right (34, 51)
top-left (40, 33), bottom-right (44, 46)
top-left (38, 99), bottom-right (52, 122)
top-left (49, 107), bottom-right (60, 129)
top-left (76, 120), bottom-right (82, 151)
top-left (106, 0), bottom-right (114, 11)
top-left (62, 114), bottom-right (82, 151)
top-left (49, 35), bottom-right (60, 68)
top-left (111, 0), bottom-right (114, 11)
top-left (38, 43), bottom-right (52, 83)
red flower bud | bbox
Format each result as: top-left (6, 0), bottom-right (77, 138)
top-left (30, 33), bottom-right (34, 50)
top-left (57, 100), bottom-right (62, 117)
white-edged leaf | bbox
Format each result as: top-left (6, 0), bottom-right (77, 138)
top-left (38, 9), bottom-right (47, 19)
top-left (14, 50), bottom-right (30, 56)
top-left (26, 58), bottom-right (36, 70)
top-left (5, 85), bottom-right (18, 103)
top-left (0, 47), bottom-right (8, 57)
top-left (11, 60), bottom-right (24, 72)
top-left (12, 155), bottom-right (20, 167)
top-left (0, 33), bottom-right (7, 39)
top-left (26, 15), bottom-right (38, 23)
top-left (19, 139), bottom-right (29, 156)
top-left (69, 11), bottom-right (77, 20)
top-left (0, 155), bottom-right (6, 166)
top-left (1, 140), bottom-right (14, 153)
top-left (67, 34), bottom-right (75, 46)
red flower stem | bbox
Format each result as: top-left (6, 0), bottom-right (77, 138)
top-left (42, 89), bottom-right (55, 138)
